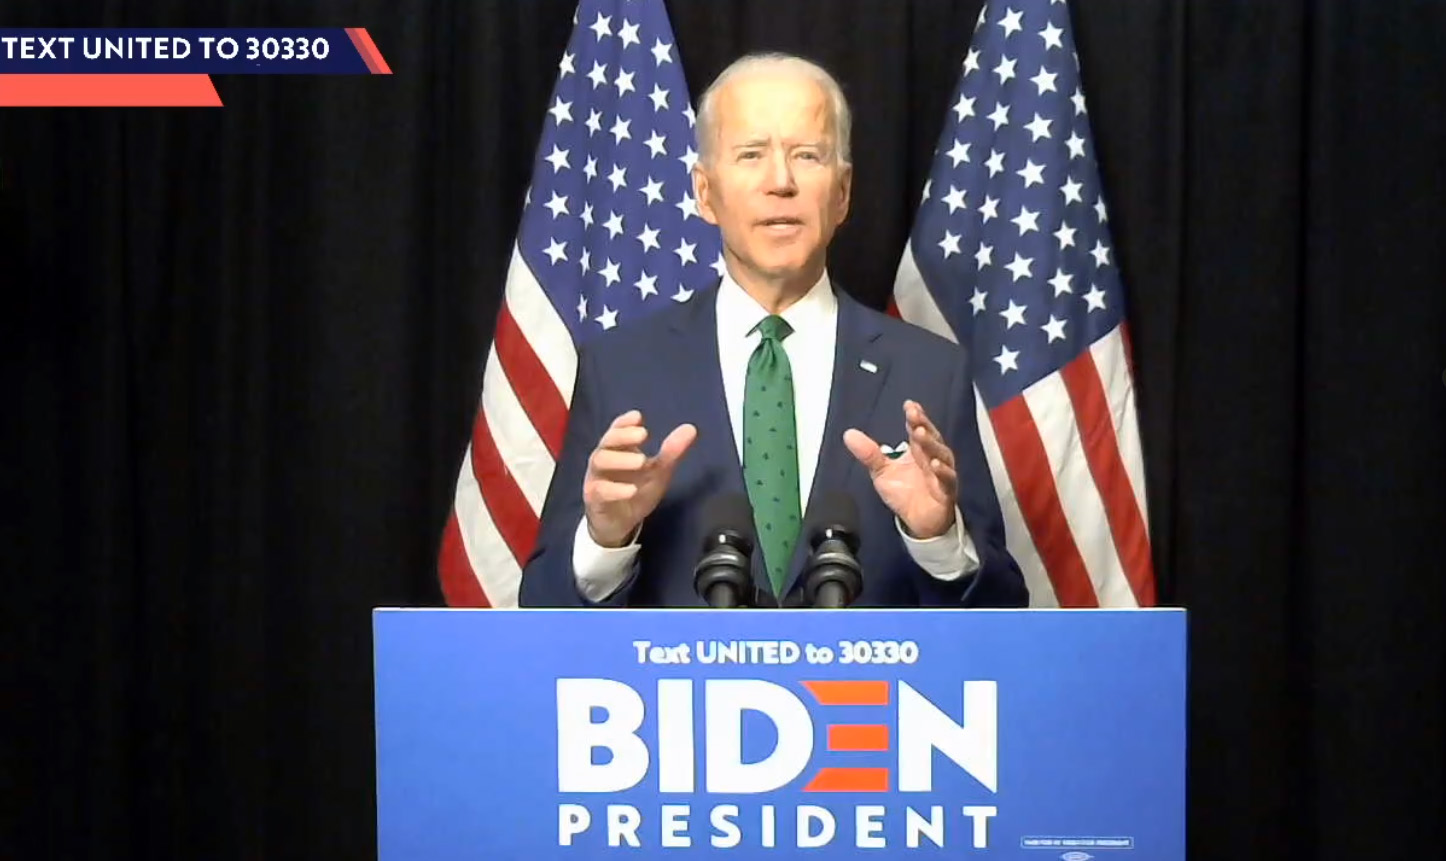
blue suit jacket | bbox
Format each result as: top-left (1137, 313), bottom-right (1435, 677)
top-left (517, 284), bottom-right (1027, 608)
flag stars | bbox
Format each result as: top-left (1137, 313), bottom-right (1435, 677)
top-left (963, 48), bottom-right (981, 75)
top-left (683, 105), bottom-right (696, 127)
top-left (599, 259), bottom-right (622, 287)
top-left (675, 193), bottom-right (698, 220)
top-left (544, 191), bottom-right (569, 218)
top-left (969, 288), bottom-right (988, 315)
top-left (645, 131), bottom-right (667, 158)
top-left (994, 345), bottom-right (1021, 374)
top-left (1005, 252), bottom-right (1034, 281)
top-left (1094, 197), bottom-right (1109, 222)
top-left (617, 19), bottom-right (641, 49)
top-left (711, 253), bottom-right (728, 279)
top-left (635, 271), bottom-right (658, 299)
top-left (583, 157), bottom-right (598, 181)
top-left (953, 95), bottom-right (976, 122)
top-left (678, 147), bottom-right (698, 172)
top-left (608, 163), bottom-right (628, 191)
top-left (1011, 205), bottom-right (1040, 235)
top-left (1040, 22), bottom-right (1064, 49)
top-left (1054, 222), bottom-right (1077, 249)
top-left (1017, 159), bottom-right (1046, 187)
top-left (1049, 268), bottom-right (1074, 296)
top-left (1072, 88), bottom-right (1087, 115)
top-left (543, 238), bottom-right (568, 265)
top-left (604, 210), bottom-right (625, 239)
top-left (637, 224), bottom-right (660, 252)
top-left (674, 239), bottom-right (697, 265)
top-left (999, 8), bottom-right (1024, 37)
top-left (585, 108), bottom-right (603, 136)
top-left (1091, 240), bottom-right (1112, 267)
top-left (579, 249), bottom-right (592, 274)
top-left (544, 144), bottom-right (570, 173)
top-left (1030, 68), bottom-right (1058, 94)
top-left (1000, 299), bottom-right (1028, 328)
top-left (581, 203), bottom-right (594, 228)
top-left (975, 242), bottom-right (994, 269)
top-left (559, 52), bottom-right (575, 78)
top-left (1066, 131), bottom-right (1086, 159)
top-left (641, 177), bottom-right (665, 204)
top-left (589, 13), bottom-right (613, 41)
top-left (986, 149), bottom-right (1006, 176)
top-left (648, 84), bottom-right (670, 112)
top-left (980, 196), bottom-right (1000, 222)
top-left (613, 69), bottom-right (636, 97)
top-left (610, 116), bottom-right (631, 144)
top-left (651, 38), bottom-right (674, 65)
top-left (587, 61), bottom-right (608, 89)
top-left (1061, 176), bottom-right (1084, 204)
top-left (1024, 113), bottom-right (1052, 141)
top-left (993, 55), bottom-right (1017, 84)
top-left (1041, 315), bottom-right (1068, 343)
top-left (988, 102), bottom-right (1011, 130)
top-left (939, 230), bottom-right (963, 258)
top-left (942, 185), bottom-right (968, 213)
top-left (577, 295), bottom-right (588, 321)
top-left (597, 306), bottom-right (619, 330)
top-left (548, 97), bottom-right (572, 124)
top-left (947, 138), bottom-right (972, 166)
top-left (1084, 284), bottom-right (1108, 311)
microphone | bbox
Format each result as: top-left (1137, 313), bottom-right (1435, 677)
top-left (693, 494), bottom-right (758, 608)
top-left (801, 492), bottom-right (863, 608)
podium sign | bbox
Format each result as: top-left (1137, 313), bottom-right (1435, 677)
top-left (374, 608), bottom-right (1185, 859)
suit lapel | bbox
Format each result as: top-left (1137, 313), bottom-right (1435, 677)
top-left (783, 292), bottom-right (889, 595)
top-left (665, 288), bottom-right (771, 593)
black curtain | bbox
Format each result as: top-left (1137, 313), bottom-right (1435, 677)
top-left (4, 1), bottom-right (1443, 858)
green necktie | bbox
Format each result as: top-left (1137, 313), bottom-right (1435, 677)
top-left (743, 315), bottom-right (802, 595)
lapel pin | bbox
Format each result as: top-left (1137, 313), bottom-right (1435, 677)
top-left (859, 360), bottom-right (877, 374)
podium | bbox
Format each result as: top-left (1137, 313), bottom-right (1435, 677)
top-left (374, 608), bottom-right (1185, 859)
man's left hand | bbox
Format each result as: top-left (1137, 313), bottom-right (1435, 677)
top-left (843, 399), bottom-right (958, 539)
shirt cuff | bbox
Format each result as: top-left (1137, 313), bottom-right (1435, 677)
top-left (572, 516), bottom-right (641, 602)
top-left (897, 506), bottom-right (980, 581)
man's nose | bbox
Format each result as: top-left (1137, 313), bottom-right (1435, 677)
top-left (764, 151), bottom-right (797, 195)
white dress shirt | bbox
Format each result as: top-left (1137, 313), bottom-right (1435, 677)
top-left (571, 270), bottom-right (979, 602)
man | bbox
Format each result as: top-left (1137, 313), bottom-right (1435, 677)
top-left (518, 53), bottom-right (1026, 608)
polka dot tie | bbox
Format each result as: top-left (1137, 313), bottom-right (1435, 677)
top-left (743, 314), bottom-right (801, 595)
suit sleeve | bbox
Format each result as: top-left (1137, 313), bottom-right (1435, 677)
top-left (912, 356), bottom-right (1029, 608)
top-left (517, 344), bottom-right (641, 607)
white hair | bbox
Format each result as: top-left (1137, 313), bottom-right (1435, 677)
top-left (694, 52), bottom-right (852, 168)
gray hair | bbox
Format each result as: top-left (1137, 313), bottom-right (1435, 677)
top-left (694, 52), bottom-right (852, 168)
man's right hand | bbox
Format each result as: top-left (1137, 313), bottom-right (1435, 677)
top-left (583, 410), bottom-right (697, 548)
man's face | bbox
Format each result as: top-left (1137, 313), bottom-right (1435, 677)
top-left (693, 70), bottom-right (852, 289)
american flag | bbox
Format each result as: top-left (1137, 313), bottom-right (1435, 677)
top-left (892, 0), bottom-right (1156, 607)
top-left (440, 0), bottom-right (723, 607)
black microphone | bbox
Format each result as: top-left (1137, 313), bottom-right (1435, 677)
top-left (693, 494), bottom-right (757, 608)
top-left (801, 492), bottom-right (863, 608)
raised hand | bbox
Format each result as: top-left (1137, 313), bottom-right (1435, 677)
top-left (583, 410), bottom-right (697, 547)
top-left (843, 399), bottom-right (958, 539)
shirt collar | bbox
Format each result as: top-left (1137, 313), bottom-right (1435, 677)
top-left (716, 266), bottom-right (837, 341)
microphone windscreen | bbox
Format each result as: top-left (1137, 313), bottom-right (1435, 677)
top-left (700, 493), bottom-right (756, 550)
top-left (804, 490), bottom-right (860, 545)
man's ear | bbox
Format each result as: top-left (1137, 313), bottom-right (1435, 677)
top-left (835, 162), bottom-right (853, 225)
top-left (692, 164), bottom-right (720, 226)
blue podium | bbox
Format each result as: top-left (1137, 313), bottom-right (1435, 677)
top-left (374, 608), bottom-right (1186, 859)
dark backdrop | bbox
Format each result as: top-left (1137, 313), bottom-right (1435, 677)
top-left (4, 1), bottom-right (1444, 858)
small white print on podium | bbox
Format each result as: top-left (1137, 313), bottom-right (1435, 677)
top-left (633, 640), bottom-right (922, 665)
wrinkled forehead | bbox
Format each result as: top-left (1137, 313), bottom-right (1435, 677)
top-left (713, 72), bottom-right (837, 146)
